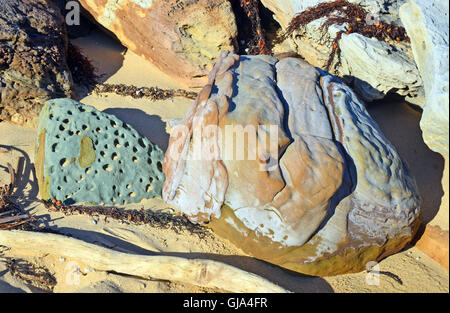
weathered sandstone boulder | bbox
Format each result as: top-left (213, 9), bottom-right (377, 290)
top-left (162, 52), bottom-right (421, 276)
top-left (260, 0), bottom-right (424, 105)
top-left (399, 0), bottom-right (449, 270)
top-left (35, 99), bottom-right (165, 205)
top-left (0, 0), bottom-right (73, 127)
top-left (78, 0), bottom-right (238, 87)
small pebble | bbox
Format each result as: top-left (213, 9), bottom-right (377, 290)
top-left (407, 251), bottom-right (412, 255)
top-left (92, 219), bottom-right (97, 225)
top-left (415, 256), bottom-right (421, 261)
top-left (59, 257), bottom-right (66, 262)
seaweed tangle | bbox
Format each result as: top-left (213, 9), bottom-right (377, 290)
top-left (39, 199), bottom-right (211, 239)
top-left (282, 0), bottom-right (409, 71)
top-left (239, 0), bottom-right (271, 55)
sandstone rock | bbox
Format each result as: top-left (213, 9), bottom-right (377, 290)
top-left (400, 0), bottom-right (449, 270)
top-left (260, 0), bottom-right (424, 104)
top-left (78, 0), bottom-right (238, 87)
top-left (162, 52), bottom-right (421, 276)
top-left (0, 0), bottom-right (73, 127)
top-left (399, 0), bottom-right (449, 157)
top-left (35, 99), bottom-right (165, 205)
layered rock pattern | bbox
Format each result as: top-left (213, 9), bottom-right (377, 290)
top-left (36, 99), bottom-right (165, 205)
top-left (78, 0), bottom-right (237, 86)
top-left (0, 0), bottom-right (73, 127)
top-left (163, 52), bottom-right (421, 276)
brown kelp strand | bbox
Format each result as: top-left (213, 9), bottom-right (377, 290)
top-left (3, 258), bottom-right (57, 292)
top-left (39, 199), bottom-right (211, 239)
top-left (239, 0), bottom-right (271, 55)
top-left (93, 83), bottom-right (198, 101)
top-left (283, 0), bottom-right (409, 71)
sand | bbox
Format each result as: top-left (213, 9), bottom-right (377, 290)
top-left (0, 29), bottom-right (448, 293)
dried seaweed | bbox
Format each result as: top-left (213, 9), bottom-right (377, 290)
top-left (282, 0), bottom-right (409, 71)
top-left (238, 0), bottom-right (271, 55)
top-left (93, 83), bottom-right (198, 101)
top-left (4, 258), bottom-right (57, 292)
top-left (0, 161), bottom-right (37, 230)
top-left (39, 199), bottom-right (211, 239)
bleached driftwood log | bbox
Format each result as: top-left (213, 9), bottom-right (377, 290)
top-left (0, 230), bottom-right (288, 293)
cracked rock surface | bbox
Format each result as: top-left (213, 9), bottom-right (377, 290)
top-left (163, 52), bottom-right (421, 276)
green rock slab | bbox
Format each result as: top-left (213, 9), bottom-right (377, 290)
top-left (35, 98), bottom-right (165, 205)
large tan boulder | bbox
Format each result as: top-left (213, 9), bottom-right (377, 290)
top-left (78, 0), bottom-right (238, 87)
top-left (162, 52), bottom-right (421, 276)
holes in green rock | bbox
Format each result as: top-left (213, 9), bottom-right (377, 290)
top-left (57, 186), bottom-right (62, 191)
top-left (132, 147), bottom-right (138, 153)
top-left (68, 130), bottom-right (74, 136)
top-left (129, 192), bottom-right (136, 198)
top-left (147, 158), bottom-right (152, 165)
top-left (111, 152), bottom-right (119, 160)
top-left (100, 151), bottom-right (106, 158)
top-left (49, 114), bottom-right (54, 119)
top-left (149, 177), bottom-right (154, 183)
top-left (67, 110), bottom-right (72, 115)
top-left (104, 144), bottom-right (108, 149)
top-left (79, 107), bottom-right (85, 112)
top-left (138, 138), bottom-right (146, 148)
top-left (51, 143), bottom-right (58, 152)
top-left (146, 185), bottom-right (152, 192)
top-left (82, 125), bottom-right (88, 131)
top-left (103, 164), bottom-right (112, 172)
top-left (96, 127), bottom-right (102, 133)
top-left (126, 184), bottom-right (131, 189)
top-left (132, 156), bottom-right (138, 163)
top-left (59, 125), bottom-right (66, 131)
top-left (113, 185), bottom-right (117, 191)
top-left (85, 168), bottom-right (91, 174)
top-left (114, 130), bottom-right (119, 136)
top-left (139, 178), bottom-right (143, 183)
top-left (124, 142), bottom-right (130, 148)
top-left (60, 158), bottom-right (68, 167)
top-left (119, 169), bottom-right (124, 174)
top-left (62, 119), bottom-right (69, 124)
top-left (157, 161), bottom-right (163, 172)
top-left (76, 131), bottom-right (81, 136)
top-left (110, 120), bottom-right (117, 128)
top-left (63, 176), bottom-right (68, 183)
top-left (114, 139), bottom-right (121, 148)
top-left (148, 146), bottom-right (153, 153)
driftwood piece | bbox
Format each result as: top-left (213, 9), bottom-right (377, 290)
top-left (0, 230), bottom-right (288, 293)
